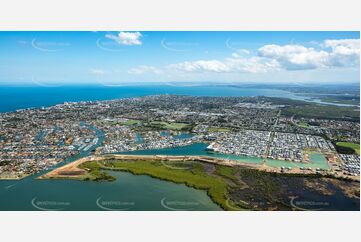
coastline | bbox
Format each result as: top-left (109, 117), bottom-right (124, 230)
top-left (39, 153), bottom-right (359, 182)
top-left (37, 153), bottom-right (360, 211)
top-left (3, 151), bottom-right (358, 182)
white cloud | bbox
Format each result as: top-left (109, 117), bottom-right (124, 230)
top-left (125, 38), bottom-right (359, 76)
top-left (168, 39), bottom-right (359, 74)
top-left (324, 39), bottom-right (360, 67)
top-left (168, 55), bottom-right (280, 74)
top-left (105, 32), bottom-right (142, 46)
top-left (258, 44), bottom-right (329, 70)
top-left (168, 60), bottom-right (231, 73)
top-left (258, 39), bottom-right (359, 70)
top-left (225, 56), bottom-right (280, 73)
top-left (324, 39), bottom-right (359, 51)
top-left (128, 65), bottom-right (162, 74)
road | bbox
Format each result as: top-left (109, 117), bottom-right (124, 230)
top-left (263, 110), bottom-right (281, 163)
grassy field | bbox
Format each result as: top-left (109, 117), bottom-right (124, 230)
top-left (102, 119), bottom-right (141, 126)
top-left (336, 142), bottom-right (360, 155)
top-left (215, 165), bottom-right (239, 184)
top-left (122, 119), bottom-right (141, 125)
top-left (297, 121), bottom-right (309, 128)
top-left (78, 161), bottom-right (116, 181)
top-left (149, 121), bottom-right (192, 131)
top-left (79, 159), bottom-right (244, 210)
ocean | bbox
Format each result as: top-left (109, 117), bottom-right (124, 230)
top-left (0, 85), bottom-right (307, 112)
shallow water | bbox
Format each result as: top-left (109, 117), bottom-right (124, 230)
top-left (121, 143), bottom-right (330, 169)
top-left (0, 171), bottom-right (221, 211)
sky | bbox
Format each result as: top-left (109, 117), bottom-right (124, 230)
top-left (0, 31), bottom-right (359, 86)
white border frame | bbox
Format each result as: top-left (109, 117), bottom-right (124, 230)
top-left (0, 1), bottom-right (360, 241)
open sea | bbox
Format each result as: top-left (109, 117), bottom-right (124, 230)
top-left (0, 85), bottom-right (314, 112)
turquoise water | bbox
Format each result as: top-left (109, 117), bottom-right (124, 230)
top-left (135, 133), bottom-right (144, 144)
top-left (121, 143), bottom-right (330, 169)
top-left (266, 152), bottom-right (329, 170)
top-left (174, 133), bottom-right (194, 139)
top-left (160, 131), bottom-right (169, 136)
top-left (135, 132), bottom-right (193, 142)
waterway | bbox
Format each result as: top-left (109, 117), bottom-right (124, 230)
top-left (0, 171), bottom-right (220, 211)
top-left (0, 126), bottom-right (221, 211)
top-left (0, 137), bottom-right (355, 211)
top-left (120, 143), bottom-right (330, 170)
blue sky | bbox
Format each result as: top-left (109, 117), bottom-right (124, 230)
top-left (0, 31), bottom-right (359, 85)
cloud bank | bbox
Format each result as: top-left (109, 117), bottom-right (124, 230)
top-left (258, 39), bottom-right (359, 70)
top-left (130, 39), bottom-right (359, 75)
